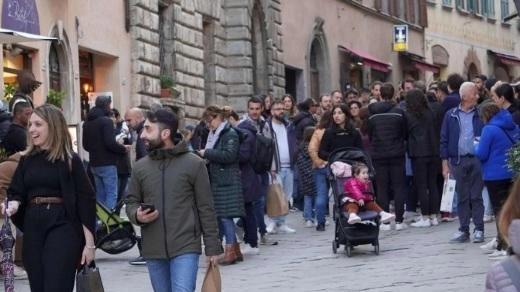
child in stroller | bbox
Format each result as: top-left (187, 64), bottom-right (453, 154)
top-left (343, 163), bottom-right (395, 225)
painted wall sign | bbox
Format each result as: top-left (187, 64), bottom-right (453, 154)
top-left (1, 0), bottom-right (40, 34)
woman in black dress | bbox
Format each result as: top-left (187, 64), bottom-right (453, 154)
top-left (3, 104), bottom-right (96, 292)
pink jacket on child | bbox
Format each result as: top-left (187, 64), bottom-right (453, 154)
top-left (343, 177), bottom-right (374, 202)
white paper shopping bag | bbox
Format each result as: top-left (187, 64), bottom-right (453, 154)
top-left (440, 176), bottom-right (456, 212)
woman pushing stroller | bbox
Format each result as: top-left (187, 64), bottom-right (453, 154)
top-left (343, 163), bottom-right (395, 225)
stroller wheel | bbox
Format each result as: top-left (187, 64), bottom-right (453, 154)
top-left (345, 244), bottom-right (352, 257)
top-left (332, 240), bottom-right (337, 254)
top-left (374, 243), bottom-right (380, 255)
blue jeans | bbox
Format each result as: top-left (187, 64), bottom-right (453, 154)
top-left (218, 217), bottom-right (237, 244)
top-left (253, 174), bottom-right (268, 235)
top-left (91, 165), bottom-right (118, 209)
top-left (314, 167), bottom-right (329, 225)
top-left (303, 195), bottom-right (315, 222)
top-left (482, 187), bottom-right (493, 216)
top-left (146, 253), bottom-right (199, 292)
top-left (270, 168), bottom-right (294, 224)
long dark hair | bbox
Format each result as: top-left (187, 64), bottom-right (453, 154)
top-left (317, 110), bottom-right (333, 129)
top-left (331, 104), bottom-right (352, 129)
top-left (405, 89), bottom-right (429, 118)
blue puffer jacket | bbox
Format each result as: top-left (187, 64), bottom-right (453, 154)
top-left (475, 110), bottom-right (519, 181)
top-left (440, 106), bottom-right (483, 165)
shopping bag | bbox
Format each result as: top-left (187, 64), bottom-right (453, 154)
top-left (201, 261), bottom-right (221, 292)
top-left (76, 262), bottom-right (105, 292)
top-left (440, 176), bottom-right (456, 212)
top-left (266, 183), bottom-right (289, 217)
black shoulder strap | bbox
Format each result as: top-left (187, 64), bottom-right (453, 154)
top-left (500, 257), bottom-right (520, 289)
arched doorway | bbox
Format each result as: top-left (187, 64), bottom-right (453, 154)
top-left (48, 27), bottom-right (73, 122)
top-left (307, 18), bottom-right (330, 100)
top-left (467, 63), bottom-right (479, 81)
top-left (251, 1), bottom-right (268, 95)
top-left (495, 66), bottom-right (510, 82)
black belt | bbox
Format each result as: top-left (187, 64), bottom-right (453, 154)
top-left (460, 154), bottom-right (475, 158)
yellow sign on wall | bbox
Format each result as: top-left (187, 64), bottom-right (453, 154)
top-left (393, 25), bottom-right (408, 52)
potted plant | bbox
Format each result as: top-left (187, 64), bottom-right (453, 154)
top-left (160, 75), bottom-right (175, 97)
top-left (4, 83), bottom-right (16, 102)
top-left (46, 89), bottom-right (66, 108)
top-left (507, 142), bottom-right (520, 176)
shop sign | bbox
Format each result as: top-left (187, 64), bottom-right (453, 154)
top-left (393, 25), bottom-right (408, 52)
top-left (1, 0), bottom-right (40, 34)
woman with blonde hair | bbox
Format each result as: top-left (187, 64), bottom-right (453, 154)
top-left (2, 104), bottom-right (96, 292)
top-left (199, 105), bottom-right (244, 265)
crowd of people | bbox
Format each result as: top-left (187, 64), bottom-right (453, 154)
top-left (1, 68), bottom-right (520, 291)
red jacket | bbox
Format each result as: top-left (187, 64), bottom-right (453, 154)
top-left (343, 177), bottom-right (373, 202)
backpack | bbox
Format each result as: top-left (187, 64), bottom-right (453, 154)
top-left (250, 122), bottom-right (275, 174)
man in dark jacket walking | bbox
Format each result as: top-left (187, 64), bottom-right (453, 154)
top-left (442, 73), bottom-right (464, 114)
top-left (368, 83), bottom-right (408, 230)
top-left (124, 107), bottom-right (147, 160)
top-left (440, 82), bottom-right (485, 243)
top-left (126, 109), bottom-right (222, 291)
top-left (83, 96), bottom-right (128, 210)
top-left (1, 100), bottom-right (32, 156)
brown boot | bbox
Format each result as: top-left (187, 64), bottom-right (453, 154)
top-left (233, 243), bottom-right (243, 262)
top-left (218, 244), bottom-right (237, 265)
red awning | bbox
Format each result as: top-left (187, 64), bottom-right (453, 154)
top-left (338, 46), bottom-right (392, 73)
top-left (492, 51), bottom-right (520, 66)
top-left (413, 59), bottom-right (440, 74)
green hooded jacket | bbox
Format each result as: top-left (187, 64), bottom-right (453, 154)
top-left (126, 140), bottom-right (223, 259)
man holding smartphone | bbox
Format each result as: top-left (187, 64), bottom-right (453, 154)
top-left (125, 109), bottom-right (222, 292)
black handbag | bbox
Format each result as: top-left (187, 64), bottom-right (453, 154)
top-left (76, 262), bottom-right (105, 292)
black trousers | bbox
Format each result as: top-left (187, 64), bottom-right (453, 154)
top-left (373, 157), bottom-right (406, 223)
top-left (23, 204), bottom-right (82, 292)
top-left (485, 179), bottom-right (512, 251)
top-left (242, 202), bottom-right (258, 248)
top-left (411, 156), bottom-right (440, 216)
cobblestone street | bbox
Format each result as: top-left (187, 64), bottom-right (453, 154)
top-left (13, 210), bottom-right (496, 292)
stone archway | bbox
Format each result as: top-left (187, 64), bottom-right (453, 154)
top-left (463, 49), bottom-right (481, 81)
top-left (307, 17), bottom-right (331, 99)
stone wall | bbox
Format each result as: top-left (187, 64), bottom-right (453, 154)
top-left (129, 0), bottom-right (284, 122)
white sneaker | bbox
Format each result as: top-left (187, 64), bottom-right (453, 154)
top-left (395, 222), bottom-right (408, 231)
top-left (403, 211), bottom-right (419, 223)
top-left (411, 217), bottom-right (431, 228)
top-left (13, 266), bottom-right (28, 280)
top-left (488, 250), bottom-right (507, 260)
top-left (325, 218), bottom-right (330, 226)
top-left (379, 211), bottom-right (395, 224)
top-left (379, 223), bottom-right (391, 231)
top-left (304, 220), bottom-right (315, 228)
top-left (348, 214), bottom-right (362, 224)
top-left (480, 238), bottom-right (498, 252)
top-left (242, 245), bottom-right (260, 255)
top-left (278, 224), bottom-right (296, 233)
top-left (266, 222), bottom-right (277, 234)
top-left (483, 215), bottom-right (494, 223)
top-left (430, 215), bottom-right (439, 226)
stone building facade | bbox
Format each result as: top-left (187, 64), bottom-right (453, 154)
top-left (424, 0), bottom-right (520, 82)
top-left (129, 0), bottom-right (285, 122)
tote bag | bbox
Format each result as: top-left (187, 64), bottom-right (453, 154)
top-left (76, 262), bottom-right (105, 292)
top-left (201, 261), bottom-right (221, 292)
top-left (266, 183), bottom-right (289, 217)
top-left (440, 176), bottom-right (456, 213)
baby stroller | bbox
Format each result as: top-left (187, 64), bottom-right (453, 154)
top-left (95, 202), bottom-right (138, 254)
top-left (329, 147), bottom-right (380, 257)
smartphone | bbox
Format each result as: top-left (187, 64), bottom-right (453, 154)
top-left (141, 203), bottom-right (156, 212)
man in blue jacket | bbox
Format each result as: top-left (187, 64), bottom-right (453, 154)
top-left (440, 82), bottom-right (485, 243)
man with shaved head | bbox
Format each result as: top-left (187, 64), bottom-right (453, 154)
top-left (440, 81), bottom-right (485, 244)
top-left (125, 107), bottom-right (147, 161)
